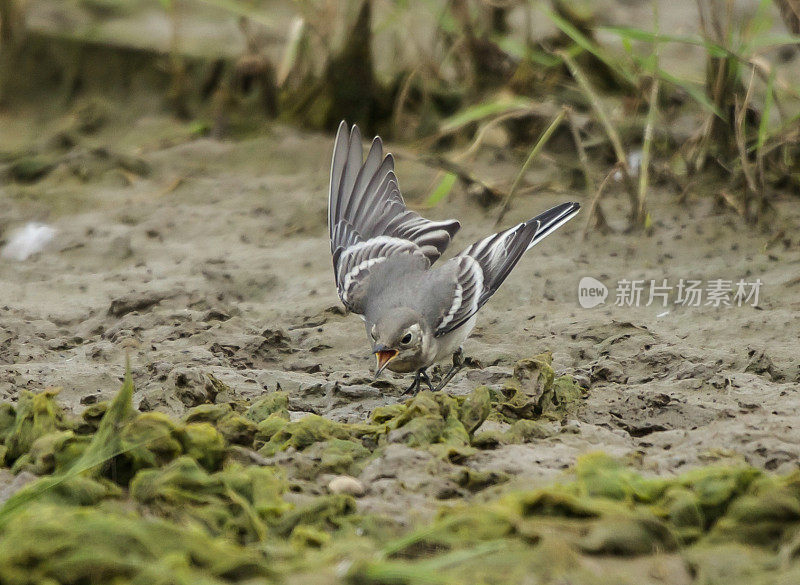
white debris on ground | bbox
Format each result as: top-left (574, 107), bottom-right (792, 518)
top-left (613, 149), bottom-right (644, 181)
top-left (1, 223), bottom-right (56, 261)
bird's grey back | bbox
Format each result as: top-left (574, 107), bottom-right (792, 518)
top-left (359, 254), bottom-right (458, 328)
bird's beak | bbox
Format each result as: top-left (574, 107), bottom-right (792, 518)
top-left (373, 346), bottom-right (399, 377)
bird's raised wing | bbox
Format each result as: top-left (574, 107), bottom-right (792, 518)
top-left (434, 201), bottom-right (580, 336)
top-left (329, 121), bottom-right (461, 312)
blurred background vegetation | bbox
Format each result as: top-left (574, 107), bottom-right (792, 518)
top-left (1, 0), bottom-right (799, 231)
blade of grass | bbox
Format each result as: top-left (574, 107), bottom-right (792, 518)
top-left (543, 9), bottom-right (637, 86)
top-left (392, 67), bottom-right (421, 137)
top-left (495, 107), bottom-right (567, 226)
top-left (492, 35), bottom-right (561, 67)
top-left (604, 25), bottom-right (800, 76)
top-left (194, 0), bottom-right (274, 28)
top-left (409, 151), bottom-right (501, 204)
top-left (606, 26), bottom-right (725, 119)
top-left (756, 67), bottom-right (776, 152)
top-left (602, 26), bottom-right (732, 58)
top-left (755, 66), bottom-right (775, 220)
top-left (438, 96), bottom-right (536, 134)
top-left (457, 110), bottom-right (531, 161)
top-left (277, 17), bottom-right (306, 88)
top-left (0, 360), bottom-right (177, 528)
top-left (748, 33), bottom-right (800, 50)
top-left (649, 64), bottom-right (725, 119)
top-left (426, 172), bottom-right (458, 206)
top-left (558, 51), bottom-right (627, 172)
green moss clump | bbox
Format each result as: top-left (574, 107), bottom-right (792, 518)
top-left (494, 353), bottom-right (584, 422)
top-left (40, 475), bottom-right (122, 507)
top-left (0, 404), bottom-right (17, 444)
top-left (314, 438), bottom-right (371, 475)
top-left (131, 456), bottom-right (290, 543)
top-left (458, 386), bottom-right (492, 435)
top-left (254, 414), bottom-right (290, 446)
top-left (3, 389), bottom-right (67, 465)
top-left (78, 401), bottom-right (108, 433)
top-left (579, 513), bottom-right (679, 555)
top-left (245, 391), bottom-right (289, 423)
top-left (505, 419), bottom-right (556, 443)
top-left (117, 412), bottom-right (184, 476)
top-left (0, 503), bottom-right (272, 585)
top-left (9, 156), bottom-right (56, 183)
top-left (663, 486), bottom-right (705, 541)
top-left (183, 403), bottom-right (233, 425)
top-left (372, 389), bottom-right (489, 461)
top-left (216, 413), bottom-right (259, 446)
top-left (259, 413), bottom-right (378, 457)
top-left (275, 494), bottom-right (356, 537)
top-left (451, 467), bottom-right (509, 492)
top-left (576, 452), bottom-right (667, 503)
top-left (11, 430), bottom-right (90, 475)
top-left (184, 403), bottom-right (260, 447)
top-left (178, 422), bottom-right (226, 471)
top-left (290, 524), bottom-right (331, 548)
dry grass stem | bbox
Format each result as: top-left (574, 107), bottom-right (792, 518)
top-left (495, 106), bottom-right (567, 226)
top-left (558, 50), bottom-right (638, 215)
top-left (567, 107), bottom-right (595, 194)
top-left (636, 77), bottom-right (660, 228)
top-left (583, 163), bottom-right (620, 238)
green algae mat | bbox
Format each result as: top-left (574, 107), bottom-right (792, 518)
top-left (1, 358), bottom-right (799, 584)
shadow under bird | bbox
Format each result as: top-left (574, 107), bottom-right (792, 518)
top-left (328, 121), bottom-right (580, 394)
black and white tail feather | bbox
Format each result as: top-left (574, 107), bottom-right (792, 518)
top-left (328, 121), bottom-right (580, 325)
top-left (433, 201), bottom-right (580, 336)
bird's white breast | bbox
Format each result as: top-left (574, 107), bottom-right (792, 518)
top-left (432, 315), bottom-right (477, 363)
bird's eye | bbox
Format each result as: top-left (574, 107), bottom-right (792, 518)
top-left (400, 333), bottom-right (413, 345)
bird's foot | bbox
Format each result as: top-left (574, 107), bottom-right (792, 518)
top-left (434, 348), bottom-right (465, 392)
top-left (402, 369), bottom-right (433, 395)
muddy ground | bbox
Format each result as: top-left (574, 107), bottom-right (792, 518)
top-left (2, 106), bottom-right (799, 524)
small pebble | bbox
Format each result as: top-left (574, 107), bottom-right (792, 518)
top-left (327, 475), bottom-right (365, 497)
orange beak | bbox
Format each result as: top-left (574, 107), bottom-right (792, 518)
top-left (374, 348), bottom-right (399, 377)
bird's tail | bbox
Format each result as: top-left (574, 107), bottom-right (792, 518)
top-left (434, 201), bottom-right (580, 336)
top-left (526, 201), bottom-right (581, 250)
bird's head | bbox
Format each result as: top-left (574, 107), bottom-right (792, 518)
top-left (369, 308), bottom-right (427, 375)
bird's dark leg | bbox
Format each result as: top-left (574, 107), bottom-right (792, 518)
top-left (403, 368), bottom-right (433, 395)
top-left (420, 370), bottom-right (434, 391)
top-left (434, 348), bottom-right (465, 392)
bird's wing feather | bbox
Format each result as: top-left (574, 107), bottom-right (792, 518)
top-left (434, 202), bottom-right (580, 336)
top-left (332, 222), bottom-right (428, 312)
top-left (329, 121), bottom-right (461, 312)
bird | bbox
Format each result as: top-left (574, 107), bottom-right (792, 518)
top-left (328, 121), bottom-right (580, 394)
